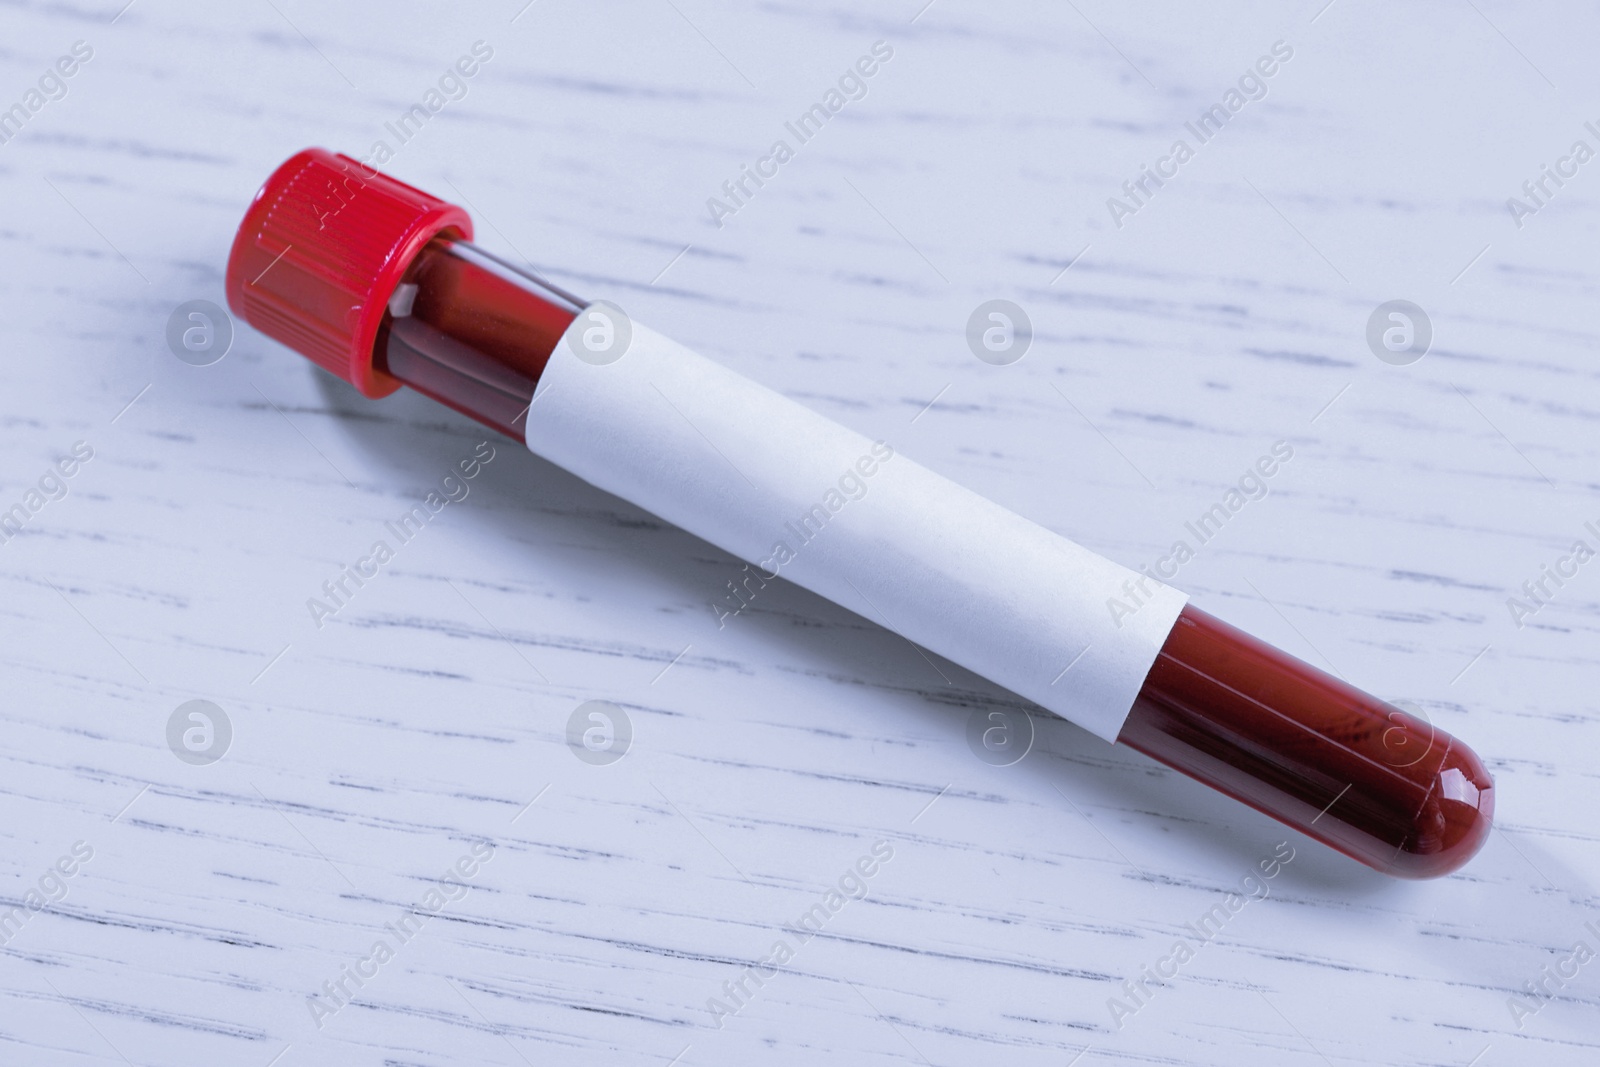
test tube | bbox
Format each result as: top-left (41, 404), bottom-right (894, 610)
top-left (228, 149), bottom-right (1493, 878)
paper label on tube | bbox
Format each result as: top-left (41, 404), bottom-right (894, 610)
top-left (524, 315), bottom-right (1188, 742)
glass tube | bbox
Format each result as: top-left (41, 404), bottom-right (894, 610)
top-left (375, 237), bottom-right (581, 441)
top-left (1121, 606), bottom-right (1492, 877)
top-left (372, 235), bottom-right (1494, 878)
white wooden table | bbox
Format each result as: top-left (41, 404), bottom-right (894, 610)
top-left (2, 1), bottom-right (1597, 1064)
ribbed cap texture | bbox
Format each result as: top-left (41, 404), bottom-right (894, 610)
top-left (225, 148), bottom-right (472, 397)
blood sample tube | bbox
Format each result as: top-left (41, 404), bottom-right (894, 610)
top-left (227, 149), bottom-right (1492, 878)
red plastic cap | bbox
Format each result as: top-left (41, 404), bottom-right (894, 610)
top-left (225, 148), bottom-right (472, 397)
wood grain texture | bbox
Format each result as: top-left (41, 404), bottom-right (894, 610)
top-left (1, 1), bottom-right (1597, 1064)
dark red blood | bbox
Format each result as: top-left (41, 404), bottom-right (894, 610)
top-left (1120, 605), bottom-right (1493, 878)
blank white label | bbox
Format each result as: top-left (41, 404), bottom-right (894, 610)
top-left (525, 317), bottom-right (1186, 742)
